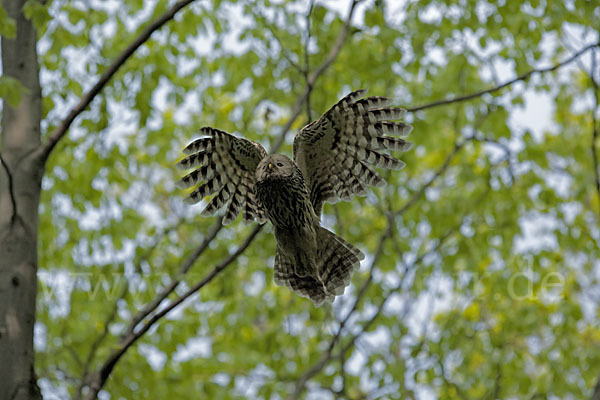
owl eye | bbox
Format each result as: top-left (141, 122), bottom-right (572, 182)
top-left (276, 162), bottom-right (284, 167)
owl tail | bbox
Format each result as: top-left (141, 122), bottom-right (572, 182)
top-left (273, 228), bottom-right (364, 306)
top-left (316, 227), bottom-right (365, 296)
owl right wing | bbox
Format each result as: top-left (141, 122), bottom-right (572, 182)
top-left (293, 89), bottom-right (413, 215)
top-left (176, 127), bottom-right (268, 225)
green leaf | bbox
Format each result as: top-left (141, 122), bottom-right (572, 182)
top-left (0, 4), bottom-right (16, 38)
top-left (23, 0), bottom-right (51, 32)
top-left (0, 76), bottom-right (26, 107)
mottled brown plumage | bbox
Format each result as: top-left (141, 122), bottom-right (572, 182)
top-left (176, 90), bottom-right (413, 306)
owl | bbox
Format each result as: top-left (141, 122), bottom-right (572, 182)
top-left (176, 89), bottom-right (413, 306)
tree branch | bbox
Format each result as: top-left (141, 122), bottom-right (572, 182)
top-left (590, 48), bottom-right (600, 213)
top-left (0, 154), bottom-right (17, 225)
top-left (289, 223), bottom-right (392, 398)
top-left (407, 41), bottom-right (600, 113)
top-left (73, 220), bottom-right (184, 400)
top-left (122, 218), bottom-right (223, 340)
top-left (289, 127), bottom-right (496, 397)
top-left (84, 225), bottom-right (262, 400)
top-left (338, 224), bottom-right (459, 355)
top-left (304, 0), bottom-right (315, 122)
top-left (249, 8), bottom-right (305, 75)
top-left (395, 137), bottom-right (469, 216)
top-left (288, 143), bottom-right (479, 398)
top-left (563, 40), bottom-right (600, 214)
top-left (74, 300), bottom-right (118, 400)
top-left (472, 135), bottom-right (516, 185)
top-left (333, 188), bottom-right (490, 390)
top-left (591, 371), bottom-right (600, 400)
top-left (271, 0), bottom-right (363, 152)
top-left (289, 220), bottom-right (463, 399)
top-left (395, 112), bottom-right (490, 217)
top-left (37, 0), bottom-right (200, 161)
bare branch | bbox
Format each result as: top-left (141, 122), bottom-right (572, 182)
top-left (38, 0), bottom-right (200, 161)
top-left (408, 41), bottom-right (600, 113)
top-left (332, 191), bottom-right (491, 397)
top-left (438, 355), bottom-right (471, 400)
top-left (307, 0), bottom-right (362, 88)
top-left (563, 40), bottom-right (600, 214)
top-left (74, 300), bottom-right (118, 400)
top-left (288, 146), bottom-right (477, 398)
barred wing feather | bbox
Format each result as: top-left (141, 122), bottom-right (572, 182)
top-left (176, 127), bottom-right (267, 225)
top-left (293, 89), bottom-right (413, 215)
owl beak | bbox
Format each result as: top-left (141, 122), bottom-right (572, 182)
top-left (267, 162), bottom-right (273, 170)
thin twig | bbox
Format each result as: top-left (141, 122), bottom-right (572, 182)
top-left (73, 303), bottom-right (118, 400)
top-left (472, 135), bottom-right (516, 185)
top-left (289, 144), bottom-right (494, 398)
top-left (339, 224), bottom-right (459, 354)
top-left (395, 138), bottom-right (468, 216)
top-left (407, 41), bottom-right (600, 113)
top-left (38, 0), bottom-right (200, 161)
top-left (250, 7), bottom-right (305, 74)
top-left (333, 190), bottom-right (491, 397)
top-left (395, 112), bottom-right (490, 216)
top-left (438, 355), bottom-right (470, 400)
top-left (564, 40), bottom-right (600, 213)
top-left (304, 0), bottom-right (315, 121)
top-left (271, 0), bottom-right (363, 152)
top-left (590, 48), bottom-right (600, 213)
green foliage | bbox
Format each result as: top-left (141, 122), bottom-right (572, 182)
top-left (24, 0), bottom-right (51, 33)
top-left (0, 4), bottom-right (16, 38)
top-left (32, 0), bottom-right (599, 399)
top-left (0, 75), bottom-right (25, 107)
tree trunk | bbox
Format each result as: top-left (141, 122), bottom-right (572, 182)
top-left (0, 0), bottom-right (44, 399)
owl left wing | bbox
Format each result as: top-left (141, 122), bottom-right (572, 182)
top-left (293, 89), bottom-right (413, 215)
top-left (176, 127), bottom-right (267, 225)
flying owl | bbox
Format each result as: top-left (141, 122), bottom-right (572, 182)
top-left (176, 89), bottom-right (413, 306)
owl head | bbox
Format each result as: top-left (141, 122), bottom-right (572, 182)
top-left (256, 154), bottom-right (296, 181)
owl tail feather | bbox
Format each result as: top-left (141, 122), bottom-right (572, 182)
top-left (316, 227), bottom-right (365, 296)
top-left (273, 228), bottom-right (364, 306)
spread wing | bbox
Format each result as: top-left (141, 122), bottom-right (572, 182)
top-left (176, 127), bottom-right (267, 225)
top-left (293, 89), bottom-right (413, 215)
